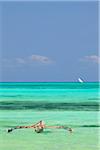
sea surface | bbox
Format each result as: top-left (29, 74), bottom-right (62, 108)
top-left (0, 82), bottom-right (100, 150)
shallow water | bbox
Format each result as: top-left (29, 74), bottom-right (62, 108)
top-left (0, 82), bottom-right (99, 150)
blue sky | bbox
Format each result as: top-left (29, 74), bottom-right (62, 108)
top-left (0, 1), bottom-right (99, 82)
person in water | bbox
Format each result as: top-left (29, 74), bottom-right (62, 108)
top-left (7, 120), bottom-right (73, 133)
top-left (34, 120), bottom-right (45, 133)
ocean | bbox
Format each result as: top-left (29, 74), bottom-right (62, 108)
top-left (0, 82), bottom-right (99, 150)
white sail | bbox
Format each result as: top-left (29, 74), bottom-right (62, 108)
top-left (78, 78), bottom-right (84, 83)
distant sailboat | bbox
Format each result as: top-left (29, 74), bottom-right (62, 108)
top-left (78, 78), bottom-right (84, 83)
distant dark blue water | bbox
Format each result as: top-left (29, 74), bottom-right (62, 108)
top-left (0, 82), bottom-right (99, 111)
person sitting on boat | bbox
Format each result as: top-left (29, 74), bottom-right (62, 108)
top-left (34, 120), bottom-right (45, 133)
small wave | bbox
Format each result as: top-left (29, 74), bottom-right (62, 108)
top-left (0, 95), bottom-right (23, 98)
top-left (80, 125), bottom-right (100, 127)
top-left (88, 98), bottom-right (100, 101)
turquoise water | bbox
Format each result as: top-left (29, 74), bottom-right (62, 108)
top-left (0, 82), bottom-right (100, 150)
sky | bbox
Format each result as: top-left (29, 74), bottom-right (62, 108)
top-left (0, 1), bottom-right (99, 82)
